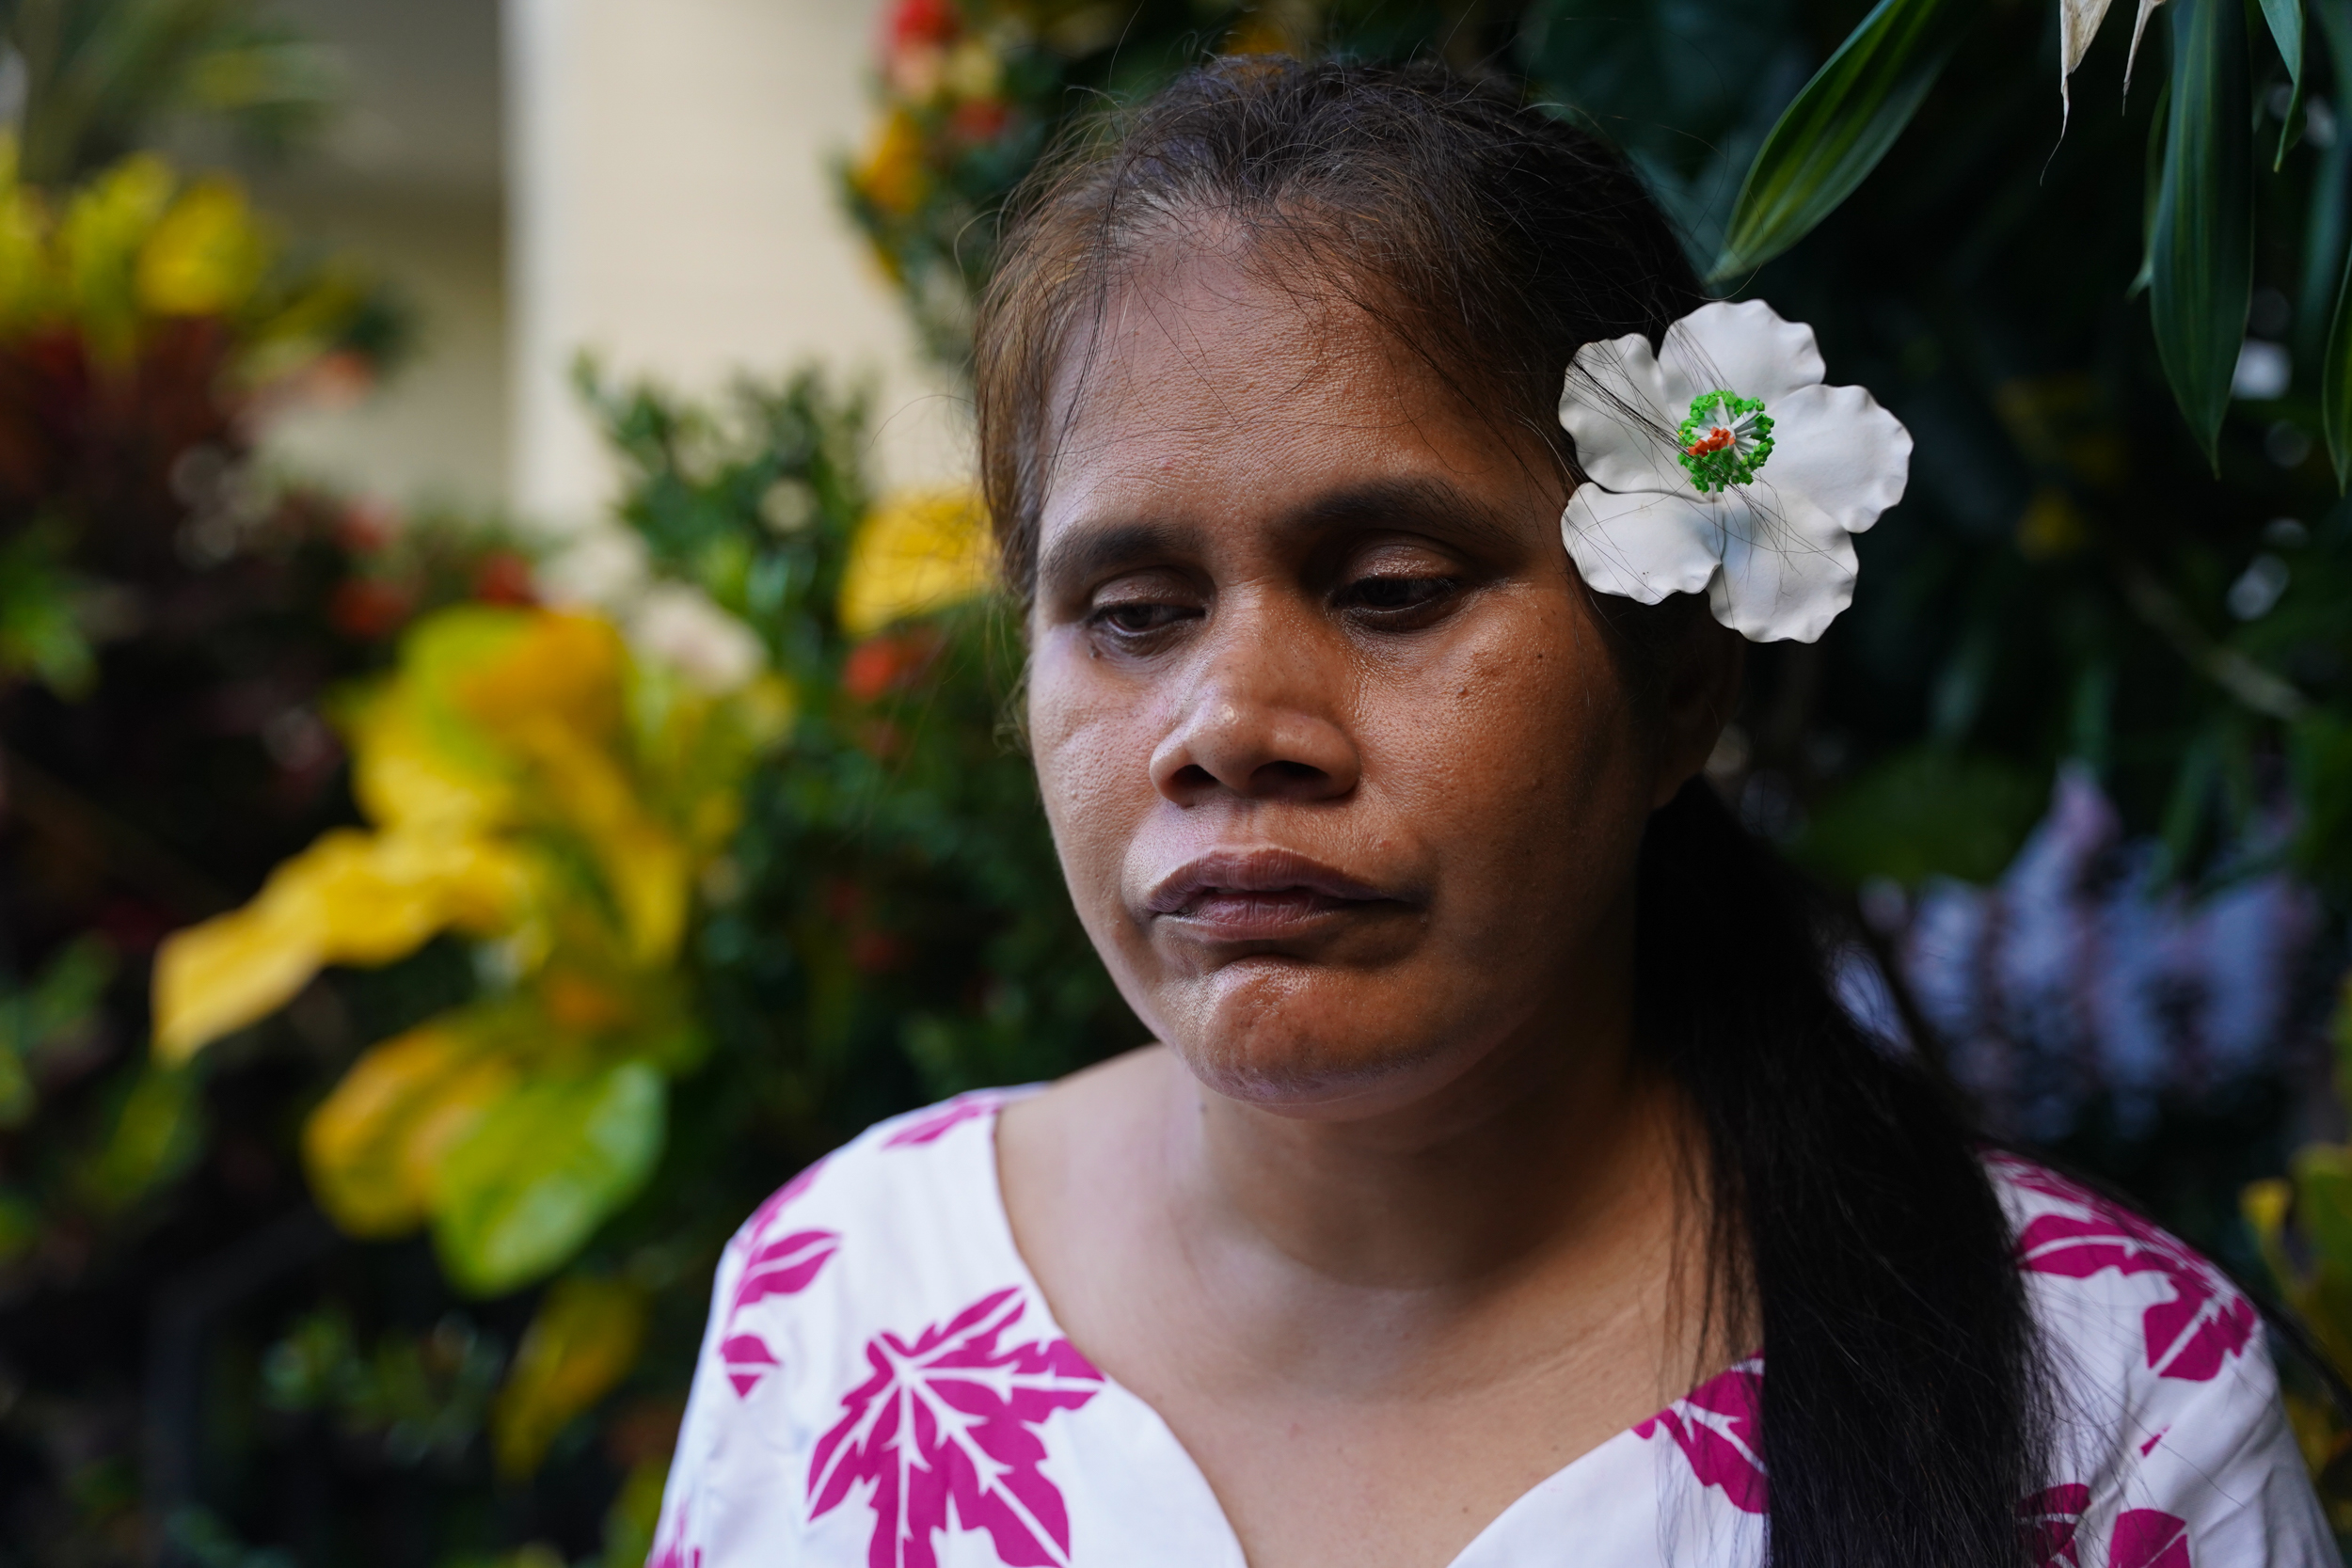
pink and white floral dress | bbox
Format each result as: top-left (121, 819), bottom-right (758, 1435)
top-left (649, 1090), bottom-right (2334, 1567)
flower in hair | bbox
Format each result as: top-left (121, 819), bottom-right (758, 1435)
top-left (1556, 300), bottom-right (1912, 643)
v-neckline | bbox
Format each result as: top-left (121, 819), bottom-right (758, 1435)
top-left (975, 1096), bottom-right (1729, 1568)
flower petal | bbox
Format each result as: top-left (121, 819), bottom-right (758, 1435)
top-left (1559, 332), bottom-right (1687, 495)
top-left (1562, 485), bottom-right (1727, 606)
top-left (1747, 381), bottom-right (1912, 533)
top-left (1658, 300), bottom-right (1826, 408)
top-left (1709, 489), bottom-right (1859, 643)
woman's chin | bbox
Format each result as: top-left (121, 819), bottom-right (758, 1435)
top-left (1155, 962), bottom-right (1471, 1116)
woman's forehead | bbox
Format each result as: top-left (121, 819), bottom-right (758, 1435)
top-left (1039, 251), bottom-right (1540, 540)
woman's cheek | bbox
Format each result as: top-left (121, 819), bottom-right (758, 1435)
top-left (1029, 669), bottom-right (1158, 938)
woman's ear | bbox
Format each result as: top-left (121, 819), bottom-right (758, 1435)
top-left (1652, 620), bottom-right (1743, 809)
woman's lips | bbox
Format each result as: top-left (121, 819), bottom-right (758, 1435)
top-left (1144, 848), bottom-right (1406, 942)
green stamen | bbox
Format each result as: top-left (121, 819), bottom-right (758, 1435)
top-left (1677, 390), bottom-right (1773, 493)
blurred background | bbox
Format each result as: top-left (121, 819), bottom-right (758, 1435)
top-left (0, 0), bottom-right (2348, 1563)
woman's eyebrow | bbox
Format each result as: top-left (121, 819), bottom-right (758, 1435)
top-left (1037, 517), bottom-right (1203, 594)
top-left (1279, 477), bottom-right (1523, 555)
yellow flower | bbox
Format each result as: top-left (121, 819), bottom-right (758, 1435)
top-left (837, 486), bottom-right (996, 639)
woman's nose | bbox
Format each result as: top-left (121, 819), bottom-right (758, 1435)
top-left (1148, 611), bottom-right (1361, 805)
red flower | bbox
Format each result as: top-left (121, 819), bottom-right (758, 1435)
top-left (328, 578), bottom-right (414, 640)
top-left (948, 98), bottom-right (1011, 144)
top-left (883, 0), bottom-right (958, 53)
top-left (843, 629), bottom-right (944, 701)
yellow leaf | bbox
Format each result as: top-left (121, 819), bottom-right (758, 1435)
top-left (136, 179), bottom-right (268, 317)
top-left (837, 486), bottom-right (995, 640)
top-left (2244, 1176), bottom-right (2302, 1304)
top-left (56, 153), bottom-right (176, 359)
top-left (511, 716), bottom-right (690, 963)
top-left (455, 611), bottom-right (627, 745)
top-left (0, 139), bottom-right (50, 330)
top-left (301, 1020), bottom-right (522, 1236)
top-left (491, 1275), bottom-right (649, 1479)
top-left (853, 109), bottom-right (930, 220)
top-left (345, 682), bottom-right (514, 836)
top-left (151, 829), bottom-right (532, 1062)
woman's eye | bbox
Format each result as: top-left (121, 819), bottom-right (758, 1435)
top-left (1089, 599), bottom-right (1198, 638)
top-left (1342, 574), bottom-right (1455, 616)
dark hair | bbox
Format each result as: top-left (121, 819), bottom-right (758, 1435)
top-left (975, 55), bottom-right (2050, 1567)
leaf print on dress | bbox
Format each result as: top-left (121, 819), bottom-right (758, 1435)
top-left (808, 1286), bottom-right (1104, 1568)
top-left (1634, 1359), bottom-right (1766, 1514)
top-left (719, 1164), bottom-right (839, 1398)
top-left (882, 1090), bottom-right (1009, 1149)
top-left (740, 1153), bottom-right (829, 1242)
top-left (1994, 1154), bottom-right (2255, 1381)
top-left (648, 1497), bottom-right (702, 1568)
top-left (2107, 1510), bottom-right (2191, 1568)
top-left (2020, 1483), bottom-right (2091, 1567)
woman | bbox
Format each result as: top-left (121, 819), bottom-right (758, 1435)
top-left (651, 58), bottom-right (2328, 1568)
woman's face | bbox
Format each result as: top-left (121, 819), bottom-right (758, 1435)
top-left (1026, 246), bottom-right (1721, 1117)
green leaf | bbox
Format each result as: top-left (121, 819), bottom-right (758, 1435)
top-left (2130, 80), bottom-right (2170, 299)
top-left (77, 1065), bottom-right (206, 1212)
top-left (2150, 0), bottom-right (2253, 470)
top-left (2298, 2), bottom-right (2352, 356)
top-left (2329, 235), bottom-right (2352, 490)
top-left (1708, 0), bottom-right (1969, 280)
top-left (1790, 749), bottom-right (2045, 887)
top-left (433, 1061), bottom-right (665, 1297)
top-left (2257, 0), bottom-right (2303, 168)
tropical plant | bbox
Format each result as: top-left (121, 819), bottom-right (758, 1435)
top-left (1, 0), bottom-right (341, 186)
top-left (1706, 0), bottom-right (2352, 483)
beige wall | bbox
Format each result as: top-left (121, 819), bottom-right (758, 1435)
top-left (505, 0), bottom-right (963, 529)
top-left (249, 0), bottom-right (958, 526)
top-left (249, 0), bottom-right (512, 513)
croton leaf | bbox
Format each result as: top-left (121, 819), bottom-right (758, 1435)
top-left (490, 1273), bottom-right (650, 1479)
top-left (432, 1059), bottom-right (666, 1297)
top-left (1708, 0), bottom-right (1969, 280)
top-left (2149, 0), bottom-right (2252, 471)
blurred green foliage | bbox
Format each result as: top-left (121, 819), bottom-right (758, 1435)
top-left (2, 0), bottom-right (340, 186)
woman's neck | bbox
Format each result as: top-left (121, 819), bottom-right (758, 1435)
top-left (1162, 984), bottom-right (1693, 1298)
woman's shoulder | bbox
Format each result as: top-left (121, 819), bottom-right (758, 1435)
top-left (714, 1086), bottom-right (1038, 1327)
top-left (655, 1087), bottom-right (1103, 1566)
top-left (1983, 1150), bottom-right (2262, 1383)
top-left (1982, 1152), bottom-right (2331, 1564)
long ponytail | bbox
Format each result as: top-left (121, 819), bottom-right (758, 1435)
top-left (1640, 779), bottom-right (2050, 1565)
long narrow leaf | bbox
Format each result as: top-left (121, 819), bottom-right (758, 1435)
top-left (1708, 0), bottom-right (1969, 281)
top-left (2259, 0), bottom-right (2304, 168)
top-left (2131, 80), bottom-right (2170, 298)
top-left (2326, 237), bottom-right (2352, 490)
top-left (2150, 0), bottom-right (2252, 469)
top-left (2303, 0), bottom-right (2352, 352)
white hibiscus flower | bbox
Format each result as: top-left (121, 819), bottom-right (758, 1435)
top-left (1557, 299), bottom-right (1913, 644)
